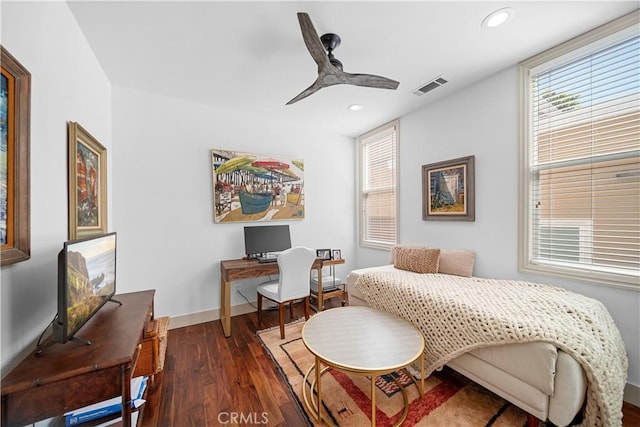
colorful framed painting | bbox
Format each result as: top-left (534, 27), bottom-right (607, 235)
top-left (212, 149), bottom-right (304, 223)
top-left (68, 122), bottom-right (107, 239)
top-left (1, 46), bottom-right (31, 266)
top-left (422, 155), bottom-right (475, 221)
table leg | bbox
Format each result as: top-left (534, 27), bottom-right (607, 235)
top-left (371, 375), bottom-right (376, 426)
top-left (317, 268), bottom-right (324, 311)
top-left (221, 278), bottom-right (231, 337)
top-left (121, 364), bottom-right (132, 427)
top-left (1, 395), bottom-right (6, 426)
top-left (315, 356), bottom-right (322, 421)
top-left (420, 354), bottom-right (425, 396)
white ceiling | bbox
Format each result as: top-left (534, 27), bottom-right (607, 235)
top-left (68, 1), bottom-right (638, 137)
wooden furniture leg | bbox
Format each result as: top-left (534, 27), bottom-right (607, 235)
top-left (304, 296), bottom-right (310, 320)
top-left (343, 285), bottom-right (349, 306)
top-left (121, 364), bottom-right (132, 427)
top-left (221, 277), bottom-right (231, 337)
top-left (527, 414), bottom-right (540, 427)
top-left (278, 303), bottom-right (286, 339)
top-left (317, 267), bottom-right (324, 310)
top-left (257, 293), bottom-right (262, 325)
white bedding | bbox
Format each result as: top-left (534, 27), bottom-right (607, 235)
top-left (354, 270), bottom-right (628, 427)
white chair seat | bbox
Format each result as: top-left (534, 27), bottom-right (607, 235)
top-left (256, 281), bottom-right (279, 300)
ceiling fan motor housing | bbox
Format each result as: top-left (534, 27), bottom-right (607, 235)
top-left (320, 33), bottom-right (341, 51)
top-left (321, 33), bottom-right (343, 70)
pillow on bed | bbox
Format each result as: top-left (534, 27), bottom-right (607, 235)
top-left (389, 245), bottom-right (423, 264)
top-left (438, 249), bottom-right (476, 277)
top-left (393, 246), bottom-right (441, 274)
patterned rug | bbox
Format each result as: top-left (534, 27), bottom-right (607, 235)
top-left (257, 319), bottom-right (528, 426)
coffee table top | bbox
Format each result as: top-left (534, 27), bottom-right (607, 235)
top-left (301, 306), bottom-right (424, 373)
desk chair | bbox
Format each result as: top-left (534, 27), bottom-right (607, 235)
top-left (256, 246), bottom-right (316, 339)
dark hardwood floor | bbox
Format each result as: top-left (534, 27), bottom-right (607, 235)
top-left (140, 300), bottom-right (322, 426)
top-left (140, 299), bottom-right (640, 426)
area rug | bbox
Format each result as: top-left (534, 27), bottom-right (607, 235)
top-left (257, 320), bottom-right (528, 426)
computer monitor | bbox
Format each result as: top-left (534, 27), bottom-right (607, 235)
top-left (244, 225), bottom-right (291, 258)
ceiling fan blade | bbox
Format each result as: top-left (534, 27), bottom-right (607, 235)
top-left (340, 72), bottom-right (400, 90)
top-left (286, 79), bottom-right (324, 105)
top-left (297, 12), bottom-right (329, 68)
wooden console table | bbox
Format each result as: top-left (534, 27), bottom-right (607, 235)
top-left (1, 290), bottom-right (155, 427)
top-left (220, 257), bottom-right (345, 337)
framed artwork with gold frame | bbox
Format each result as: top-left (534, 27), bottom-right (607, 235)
top-left (422, 155), bottom-right (475, 221)
top-left (68, 122), bottom-right (107, 240)
top-left (1, 46), bottom-right (31, 266)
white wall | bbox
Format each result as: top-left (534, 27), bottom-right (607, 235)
top-left (111, 86), bottom-right (356, 322)
top-left (356, 67), bottom-right (640, 388)
top-left (1, 2), bottom-right (112, 369)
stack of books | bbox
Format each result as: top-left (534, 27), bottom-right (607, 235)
top-left (63, 376), bottom-right (148, 426)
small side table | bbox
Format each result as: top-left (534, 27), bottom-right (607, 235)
top-left (301, 306), bottom-right (424, 426)
top-left (309, 258), bottom-right (347, 311)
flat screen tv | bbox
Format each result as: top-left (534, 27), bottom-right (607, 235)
top-left (52, 232), bottom-right (118, 345)
top-left (244, 225), bottom-right (291, 258)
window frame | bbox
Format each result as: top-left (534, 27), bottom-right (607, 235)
top-left (518, 11), bottom-right (640, 290)
top-left (358, 119), bottom-right (399, 250)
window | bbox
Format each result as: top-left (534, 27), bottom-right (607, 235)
top-left (359, 120), bottom-right (399, 249)
top-left (519, 12), bottom-right (639, 290)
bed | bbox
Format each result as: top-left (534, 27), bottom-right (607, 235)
top-left (346, 246), bottom-right (628, 427)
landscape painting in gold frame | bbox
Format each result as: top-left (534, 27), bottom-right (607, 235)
top-left (422, 155), bottom-right (475, 221)
top-left (1, 46), bottom-right (31, 266)
top-left (68, 122), bottom-right (107, 239)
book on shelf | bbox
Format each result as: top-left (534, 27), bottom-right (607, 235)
top-left (93, 410), bottom-right (140, 427)
top-left (64, 376), bottom-right (148, 426)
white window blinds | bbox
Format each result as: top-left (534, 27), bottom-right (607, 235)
top-left (359, 121), bottom-right (398, 248)
top-left (520, 14), bottom-right (640, 289)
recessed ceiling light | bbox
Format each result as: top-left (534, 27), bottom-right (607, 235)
top-left (481, 7), bottom-right (514, 29)
top-left (348, 104), bottom-right (363, 111)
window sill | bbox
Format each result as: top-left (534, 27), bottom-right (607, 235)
top-left (519, 262), bottom-right (639, 292)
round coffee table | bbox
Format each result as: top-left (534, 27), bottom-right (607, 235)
top-left (301, 306), bottom-right (425, 426)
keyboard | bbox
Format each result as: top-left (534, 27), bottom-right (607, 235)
top-left (257, 256), bottom-right (278, 263)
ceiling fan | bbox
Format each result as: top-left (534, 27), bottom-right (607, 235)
top-left (286, 12), bottom-right (400, 105)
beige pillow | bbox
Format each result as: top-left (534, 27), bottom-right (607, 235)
top-left (438, 249), bottom-right (476, 277)
top-left (389, 245), bottom-right (424, 264)
top-left (393, 246), bottom-right (441, 274)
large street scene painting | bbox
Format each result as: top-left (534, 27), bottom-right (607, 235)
top-left (212, 149), bottom-right (304, 223)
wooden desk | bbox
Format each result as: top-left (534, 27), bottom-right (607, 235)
top-left (220, 258), bottom-right (345, 337)
top-left (1, 290), bottom-right (155, 427)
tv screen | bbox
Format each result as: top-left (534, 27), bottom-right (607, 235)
top-left (53, 232), bottom-right (117, 344)
top-left (244, 225), bottom-right (291, 258)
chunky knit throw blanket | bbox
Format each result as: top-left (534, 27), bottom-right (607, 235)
top-left (355, 271), bottom-right (628, 427)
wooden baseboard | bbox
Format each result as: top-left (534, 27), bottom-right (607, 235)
top-left (167, 303), bottom-right (255, 330)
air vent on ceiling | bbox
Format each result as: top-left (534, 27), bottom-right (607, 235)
top-left (412, 76), bottom-right (448, 96)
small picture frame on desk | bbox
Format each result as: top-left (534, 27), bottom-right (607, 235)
top-left (332, 249), bottom-right (342, 260)
top-left (316, 249), bottom-right (331, 260)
